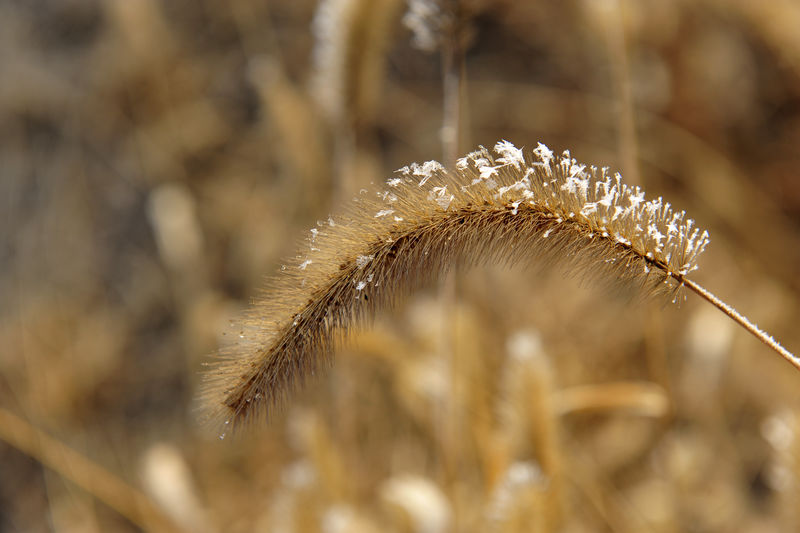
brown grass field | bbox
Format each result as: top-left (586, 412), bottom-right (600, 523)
top-left (2, 1), bottom-right (800, 531)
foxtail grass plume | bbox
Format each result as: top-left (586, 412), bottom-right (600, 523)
top-left (201, 140), bottom-right (796, 431)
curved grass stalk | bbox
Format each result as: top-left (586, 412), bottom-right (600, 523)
top-left (200, 141), bottom-right (795, 430)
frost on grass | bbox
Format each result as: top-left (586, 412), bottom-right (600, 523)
top-left (430, 186), bottom-right (454, 210)
top-left (405, 160), bottom-right (445, 187)
top-left (391, 140), bottom-right (709, 278)
top-left (205, 139), bottom-right (712, 428)
top-left (495, 139), bottom-right (526, 169)
top-left (356, 255), bottom-right (374, 269)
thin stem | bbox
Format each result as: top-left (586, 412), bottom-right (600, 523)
top-left (606, 0), bottom-right (640, 186)
top-left (681, 277), bottom-right (800, 371)
top-left (441, 16), bottom-right (462, 166)
top-left (438, 5), bottom-right (463, 482)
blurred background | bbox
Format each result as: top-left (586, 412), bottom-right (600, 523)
top-left (2, 0), bottom-right (800, 531)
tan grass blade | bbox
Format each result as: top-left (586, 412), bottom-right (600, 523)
top-left (0, 408), bottom-right (183, 532)
top-left (200, 140), bottom-right (796, 430)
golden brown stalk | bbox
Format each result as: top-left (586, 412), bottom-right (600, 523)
top-left (0, 408), bottom-right (183, 532)
top-left (311, 0), bottom-right (403, 201)
top-left (200, 140), bottom-right (795, 430)
top-left (680, 278), bottom-right (798, 370)
top-left (553, 381), bottom-right (669, 418)
top-left (311, 0), bottom-right (402, 128)
top-left (492, 330), bottom-right (563, 531)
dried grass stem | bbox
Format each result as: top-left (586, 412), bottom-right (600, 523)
top-left (201, 141), bottom-right (795, 430)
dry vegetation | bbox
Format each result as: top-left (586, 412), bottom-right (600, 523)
top-left (2, 0), bottom-right (800, 532)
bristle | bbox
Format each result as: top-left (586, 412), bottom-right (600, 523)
top-left (199, 141), bottom-right (708, 430)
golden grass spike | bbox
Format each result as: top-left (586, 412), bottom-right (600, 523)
top-left (200, 140), bottom-right (796, 431)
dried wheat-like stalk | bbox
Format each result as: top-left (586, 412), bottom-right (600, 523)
top-left (0, 408), bottom-right (183, 532)
top-left (201, 140), bottom-right (797, 431)
top-left (311, 0), bottom-right (401, 126)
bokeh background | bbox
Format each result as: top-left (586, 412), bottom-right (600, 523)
top-left (3, 0), bottom-right (800, 531)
